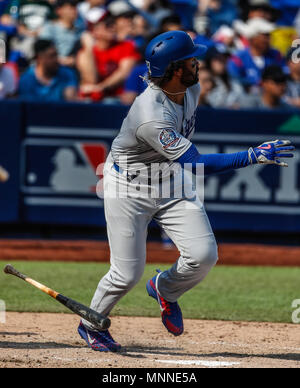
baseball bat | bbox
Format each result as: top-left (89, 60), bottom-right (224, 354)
top-left (0, 166), bottom-right (9, 182)
top-left (3, 264), bottom-right (111, 331)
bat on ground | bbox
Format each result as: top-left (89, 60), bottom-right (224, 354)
top-left (0, 166), bottom-right (9, 182)
top-left (3, 264), bottom-right (111, 331)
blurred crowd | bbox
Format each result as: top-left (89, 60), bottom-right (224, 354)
top-left (0, 0), bottom-right (300, 110)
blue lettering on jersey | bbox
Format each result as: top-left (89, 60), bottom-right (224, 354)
top-left (183, 111), bottom-right (196, 139)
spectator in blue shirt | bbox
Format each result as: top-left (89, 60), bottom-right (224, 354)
top-left (228, 17), bottom-right (286, 89)
top-left (19, 39), bottom-right (78, 101)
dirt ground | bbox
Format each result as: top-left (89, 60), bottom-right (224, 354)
top-left (1, 240), bottom-right (300, 266)
top-left (1, 240), bottom-right (299, 368)
top-left (0, 312), bottom-right (299, 368)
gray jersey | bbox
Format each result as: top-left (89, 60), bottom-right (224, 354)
top-left (110, 82), bottom-right (200, 176)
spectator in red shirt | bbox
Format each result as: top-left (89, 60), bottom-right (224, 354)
top-left (77, 14), bottom-right (141, 102)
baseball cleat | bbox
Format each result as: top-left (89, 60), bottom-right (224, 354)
top-left (146, 270), bottom-right (184, 336)
top-left (78, 321), bottom-right (121, 352)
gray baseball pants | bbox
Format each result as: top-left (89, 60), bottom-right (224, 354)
top-left (82, 164), bottom-right (218, 330)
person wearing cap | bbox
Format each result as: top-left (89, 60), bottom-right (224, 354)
top-left (39, 0), bottom-right (85, 68)
top-left (212, 26), bottom-right (237, 53)
top-left (228, 17), bottom-right (286, 89)
top-left (1, 0), bottom-right (54, 34)
top-left (241, 64), bottom-right (293, 109)
top-left (77, 0), bottom-right (107, 27)
top-left (243, 0), bottom-right (298, 56)
top-left (1, 0), bottom-right (55, 60)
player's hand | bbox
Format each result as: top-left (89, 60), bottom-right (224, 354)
top-left (248, 140), bottom-right (295, 167)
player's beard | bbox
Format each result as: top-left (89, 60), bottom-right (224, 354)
top-left (180, 64), bottom-right (199, 87)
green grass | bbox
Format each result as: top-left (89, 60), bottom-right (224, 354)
top-left (0, 261), bottom-right (299, 323)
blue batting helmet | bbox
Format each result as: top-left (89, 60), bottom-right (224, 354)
top-left (145, 30), bottom-right (207, 77)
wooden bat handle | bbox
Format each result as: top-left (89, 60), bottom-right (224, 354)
top-left (4, 264), bottom-right (59, 298)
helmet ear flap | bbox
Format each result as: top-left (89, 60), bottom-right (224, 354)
top-left (149, 60), bottom-right (186, 88)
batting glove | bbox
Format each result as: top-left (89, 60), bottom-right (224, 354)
top-left (248, 140), bottom-right (295, 167)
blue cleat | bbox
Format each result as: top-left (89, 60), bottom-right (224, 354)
top-left (146, 270), bottom-right (184, 336)
top-left (78, 321), bottom-right (121, 352)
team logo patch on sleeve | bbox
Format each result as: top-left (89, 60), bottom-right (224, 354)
top-left (158, 129), bottom-right (180, 150)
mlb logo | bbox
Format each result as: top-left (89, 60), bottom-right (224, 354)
top-left (22, 140), bottom-right (108, 195)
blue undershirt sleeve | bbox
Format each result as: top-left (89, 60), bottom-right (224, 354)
top-left (176, 144), bottom-right (251, 176)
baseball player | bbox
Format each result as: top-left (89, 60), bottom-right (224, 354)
top-left (77, 31), bottom-right (295, 352)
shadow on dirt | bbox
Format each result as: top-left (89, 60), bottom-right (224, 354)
top-left (0, 332), bottom-right (38, 336)
top-left (0, 341), bottom-right (83, 349)
top-left (121, 345), bottom-right (300, 362)
top-left (202, 352), bottom-right (300, 362)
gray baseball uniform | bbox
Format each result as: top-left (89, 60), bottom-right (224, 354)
top-left (82, 82), bottom-right (218, 329)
